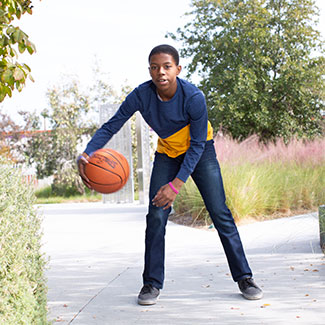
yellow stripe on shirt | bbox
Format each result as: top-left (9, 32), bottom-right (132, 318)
top-left (157, 121), bottom-right (213, 158)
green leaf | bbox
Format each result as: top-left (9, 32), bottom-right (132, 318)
top-left (18, 42), bottom-right (26, 53)
top-left (13, 68), bottom-right (24, 81)
top-left (1, 69), bottom-right (13, 84)
top-left (22, 63), bottom-right (31, 72)
top-left (28, 74), bottom-right (35, 82)
top-left (6, 85), bottom-right (12, 97)
top-left (6, 25), bottom-right (16, 36)
top-left (26, 40), bottom-right (36, 54)
top-left (13, 29), bottom-right (25, 43)
top-left (0, 85), bottom-right (6, 102)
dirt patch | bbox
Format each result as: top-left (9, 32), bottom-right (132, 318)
top-left (169, 213), bottom-right (213, 230)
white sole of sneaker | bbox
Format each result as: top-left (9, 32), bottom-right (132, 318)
top-left (137, 297), bottom-right (158, 305)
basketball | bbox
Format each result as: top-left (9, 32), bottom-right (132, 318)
top-left (83, 148), bottom-right (130, 194)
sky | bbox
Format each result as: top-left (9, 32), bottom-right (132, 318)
top-left (1, 0), bottom-right (324, 125)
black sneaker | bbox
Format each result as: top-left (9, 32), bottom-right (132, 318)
top-left (137, 284), bottom-right (160, 305)
top-left (238, 277), bottom-right (263, 300)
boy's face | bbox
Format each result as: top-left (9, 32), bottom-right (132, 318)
top-left (149, 53), bottom-right (182, 99)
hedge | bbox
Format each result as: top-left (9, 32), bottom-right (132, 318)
top-left (0, 160), bottom-right (49, 324)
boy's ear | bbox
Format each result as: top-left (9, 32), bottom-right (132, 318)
top-left (177, 65), bottom-right (182, 75)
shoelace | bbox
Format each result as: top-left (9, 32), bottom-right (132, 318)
top-left (241, 278), bottom-right (256, 289)
top-left (140, 285), bottom-right (153, 294)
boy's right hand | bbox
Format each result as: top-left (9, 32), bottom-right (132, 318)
top-left (77, 153), bottom-right (92, 189)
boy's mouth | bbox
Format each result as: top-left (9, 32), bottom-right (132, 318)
top-left (157, 79), bottom-right (168, 85)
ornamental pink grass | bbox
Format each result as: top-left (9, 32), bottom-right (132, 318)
top-left (214, 135), bottom-right (325, 166)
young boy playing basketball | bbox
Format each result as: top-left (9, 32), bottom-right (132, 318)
top-left (77, 44), bottom-right (263, 305)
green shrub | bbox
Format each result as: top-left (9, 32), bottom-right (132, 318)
top-left (34, 186), bottom-right (53, 199)
top-left (34, 185), bottom-right (101, 204)
top-left (0, 160), bottom-right (49, 324)
top-left (51, 165), bottom-right (85, 197)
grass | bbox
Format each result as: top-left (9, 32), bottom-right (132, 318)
top-left (34, 186), bottom-right (102, 204)
top-left (34, 186), bottom-right (139, 204)
top-left (173, 136), bottom-right (325, 224)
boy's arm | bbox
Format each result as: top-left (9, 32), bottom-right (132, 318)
top-left (176, 92), bottom-right (208, 182)
top-left (152, 93), bottom-right (208, 209)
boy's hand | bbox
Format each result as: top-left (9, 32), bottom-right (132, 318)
top-left (152, 178), bottom-right (184, 210)
top-left (77, 153), bottom-right (92, 189)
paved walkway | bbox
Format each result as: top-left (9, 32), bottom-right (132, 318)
top-left (39, 202), bottom-right (325, 324)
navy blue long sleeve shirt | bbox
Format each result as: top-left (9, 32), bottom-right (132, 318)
top-left (84, 78), bottom-right (212, 182)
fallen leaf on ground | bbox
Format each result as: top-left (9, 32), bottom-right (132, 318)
top-left (202, 284), bottom-right (210, 288)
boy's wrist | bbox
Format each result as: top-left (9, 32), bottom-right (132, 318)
top-left (168, 182), bottom-right (179, 194)
top-left (171, 178), bottom-right (184, 192)
top-left (77, 152), bottom-right (89, 163)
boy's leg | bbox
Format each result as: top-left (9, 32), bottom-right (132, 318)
top-left (142, 152), bottom-right (182, 290)
top-left (191, 140), bottom-right (262, 299)
top-left (191, 140), bottom-right (252, 281)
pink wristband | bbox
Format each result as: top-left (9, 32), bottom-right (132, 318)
top-left (168, 182), bottom-right (179, 194)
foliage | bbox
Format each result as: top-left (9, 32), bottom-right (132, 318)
top-left (34, 185), bottom-right (101, 203)
top-left (0, 158), bottom-right (49, 324)
top-left (22, 65), bottom-right (126, 194)
top-left (0, 0), bottom-right (39, 102)
top-left (168, 0), bottom-right (325, 142)
top-left (23, 79), bottom-right (97, 194)
top-left (173, 135), bottom-right (325, 224)
top-left (0, 108), bottom-right (41, 163)
top-left (90, 57), bottom-right (117, 108)
top-left (0, 109), bottom-right (23, 161)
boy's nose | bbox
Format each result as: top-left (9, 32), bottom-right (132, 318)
top-left (158, 67), bottom-right (166, 74)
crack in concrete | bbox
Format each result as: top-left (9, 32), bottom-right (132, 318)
top-left (68, 267), bottom-right (130, 324)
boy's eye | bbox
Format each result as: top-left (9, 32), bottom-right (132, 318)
top-left (150, 66), bottom-right (158, 71)
top-left (165, 65), bottom-right (172, 69)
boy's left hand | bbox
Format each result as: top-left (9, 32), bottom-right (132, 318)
top-left (152, 178), bottom-right (184, 210)
top-left (152, 184), bottom-right (177, 210)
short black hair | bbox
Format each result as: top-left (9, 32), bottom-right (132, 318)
top-left (148, 44), bottom-right (180, 65)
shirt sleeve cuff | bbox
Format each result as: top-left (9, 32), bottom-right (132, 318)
top-left (176, 169), bottom-right (190, 183)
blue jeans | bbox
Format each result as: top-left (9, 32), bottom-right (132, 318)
top-left (143, 140), bottom-right (252, 289)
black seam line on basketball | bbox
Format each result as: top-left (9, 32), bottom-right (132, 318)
top-left (81, 174), bottom-right (119, 186)
top-left (88, 162), bottom-right (123, 182)
top-left (80, 176), bottom-right (90, 183)
top-left (104, 151), bottom-right (127, 180)
top-left (88, 180), bottom-right (121, 186)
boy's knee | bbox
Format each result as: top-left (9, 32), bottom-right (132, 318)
top-left (146, 207), bottom-right (170, 228)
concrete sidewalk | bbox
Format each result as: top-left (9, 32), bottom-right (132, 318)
top-left (39, 202), bottom-right (325, 324)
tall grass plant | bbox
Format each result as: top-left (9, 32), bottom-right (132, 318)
top-left (173, 136), bottom-right (325, 224)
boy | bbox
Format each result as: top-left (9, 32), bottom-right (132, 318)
top-left (77, 44), bottom-right (263, 305)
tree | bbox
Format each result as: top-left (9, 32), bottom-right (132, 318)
top-left (0, 108), bottom-right (37, 162)
top-left (0, 109), bottom-right (23, 161)
top-left (23, 68), bottom-right (121, 194)
top-left (168, 0), bottom-right (325, 142)
top-left (22, 80), bottom-right (96, 194)
top-left (0, 1), bottom-right (38, 102)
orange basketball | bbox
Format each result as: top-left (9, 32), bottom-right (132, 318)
top-left (83, 148), bottom-right (130, 194)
